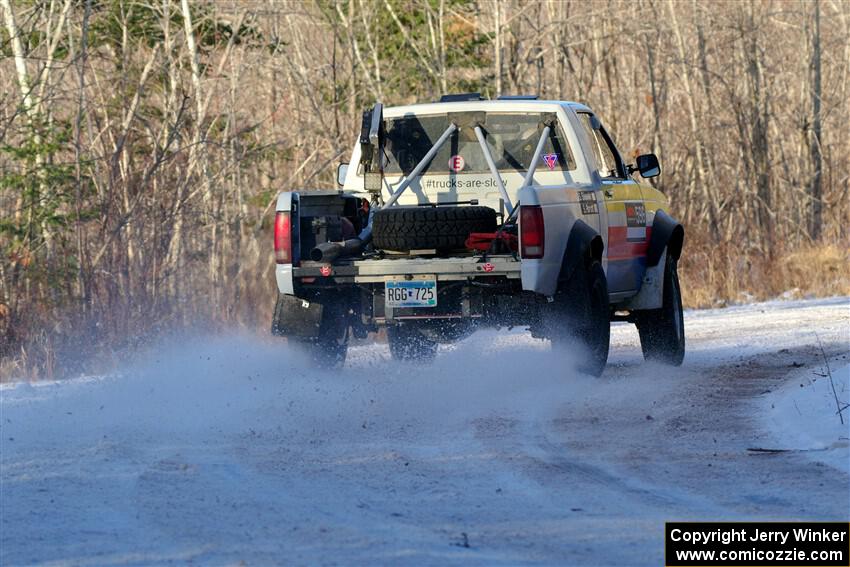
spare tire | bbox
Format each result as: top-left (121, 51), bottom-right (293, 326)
top-left (372, 206), bottom-right (497, 251)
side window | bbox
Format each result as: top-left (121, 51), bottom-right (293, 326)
top-left (578, 113), bottom-right (625, 179)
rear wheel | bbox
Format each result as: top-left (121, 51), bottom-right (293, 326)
top-left (419, 320), bottom-right (476, 344)
top-left (297, 323), bottom-right (348, 368)
top-left (635, 252), bottom-right (685, 365)
top-left (387, 324), bottom-right (438, 361)
top-left (548, 261), bottom-right (610, 377)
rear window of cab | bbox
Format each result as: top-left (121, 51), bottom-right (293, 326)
top-left (381, 112), bottom-right (576, 176)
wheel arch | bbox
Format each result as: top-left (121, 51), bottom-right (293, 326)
top-left (560, 219), bottom-right (604, 283)
top-left (646, 209), bottom-right (684, 267)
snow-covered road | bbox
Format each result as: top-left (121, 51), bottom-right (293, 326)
top-left (2, 298), bottom-right (848, 566)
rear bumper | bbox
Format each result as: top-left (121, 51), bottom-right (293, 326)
top-left (290, 254), bottom-right (522, 284)
top-left (275, 255), bottom-right (532, 331)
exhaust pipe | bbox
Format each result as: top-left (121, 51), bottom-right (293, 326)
top-left (309, 208), bottom-right (375, 263)
top-left (310, 242), bottom-right (342, 262)
top-left (310, 235), bottom-right (372, 263)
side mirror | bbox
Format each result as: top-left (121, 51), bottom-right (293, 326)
top-left (635, 153), bottom-right (660, 178)
top-left (337, 163), bottom-right (349, 187)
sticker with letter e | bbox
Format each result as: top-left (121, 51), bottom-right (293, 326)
top-left (448, 155), bottom-right (465, 172)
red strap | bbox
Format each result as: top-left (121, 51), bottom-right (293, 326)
top-left (465, 232), bottom-right (518, 251)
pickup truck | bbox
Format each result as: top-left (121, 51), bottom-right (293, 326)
top-left (271, 95), bottom-right (684, 376)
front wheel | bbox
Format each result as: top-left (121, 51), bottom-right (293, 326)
top-left (635, 252), bottom-right (685, 365)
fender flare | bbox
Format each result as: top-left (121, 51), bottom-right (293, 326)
top-left (559, 219), bottom-right (604, 283)
top-left (646, 209), bottom-right (684, 267)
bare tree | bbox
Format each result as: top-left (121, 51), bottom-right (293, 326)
top-left (808, 0), bottom-right (823, 241)
top-left (1, 0), bottom-right (848, 379)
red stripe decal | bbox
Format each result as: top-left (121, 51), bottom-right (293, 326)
top-left (607, 226), bottom-right (651, 260)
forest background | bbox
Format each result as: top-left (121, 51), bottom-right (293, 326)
top-left (1, 0), bottom-right (847, 379)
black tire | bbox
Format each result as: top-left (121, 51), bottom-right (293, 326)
top-left (372, 206), bottom-right (497, 252)
top-left (635, 252), bottom-right (685, 365)
top-left (387, 325), bottom-right (438, 361)
top-left (419, 320), bottom-right (476, 344)
top-left (548, 261), bottom-right (610, 377)
top-left (297, 324), bottom-right (348, 368)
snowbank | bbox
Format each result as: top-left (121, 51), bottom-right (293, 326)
top-left (761, 361), bottom-right (850, 472)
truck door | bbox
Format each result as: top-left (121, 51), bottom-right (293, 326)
top-left (576, 113), bottom-right (648, 294)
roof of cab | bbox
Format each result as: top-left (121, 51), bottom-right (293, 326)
top-left (382, 99), bottom-right (592, 117)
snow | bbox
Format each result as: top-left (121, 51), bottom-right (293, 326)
top-left (1, 297), bottom-right (848, 565)
top-left (760, 362), bottom-right (850, 472)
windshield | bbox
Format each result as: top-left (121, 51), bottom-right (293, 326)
top-left (382, 112), bottom-right (575, 176)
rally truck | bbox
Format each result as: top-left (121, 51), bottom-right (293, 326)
top-left (271, 94), bottom-right (685, 376)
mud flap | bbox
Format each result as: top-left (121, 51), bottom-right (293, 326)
top-left (622, 250), bottom-right (666, 311)
top-left (271, 293), bottom-right (324, 339)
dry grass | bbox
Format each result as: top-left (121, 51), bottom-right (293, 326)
top-left (680, 241), bottom-right (850, 308)
top-left (779, 244), bottom-right (850, 296)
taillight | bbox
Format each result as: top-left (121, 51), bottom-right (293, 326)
top-left (274, 211), bottom-right (292, 263)
top-left (520, 205), bottom-right (545, 259)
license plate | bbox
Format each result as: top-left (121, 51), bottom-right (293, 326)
top-left (385, 277), bottom-right (437, 308)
